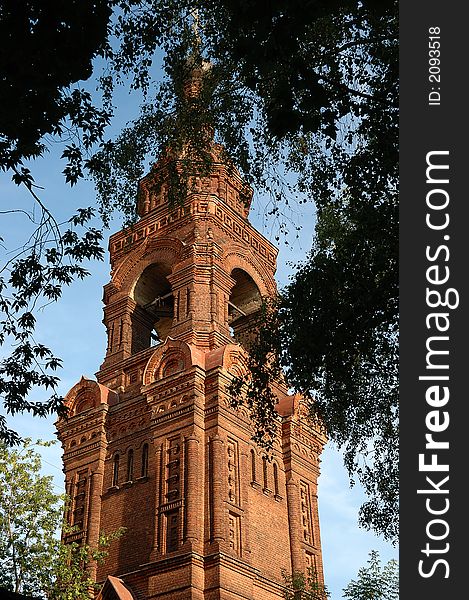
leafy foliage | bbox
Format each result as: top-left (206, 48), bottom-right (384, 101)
top-left (283, 216), bottom-right (398, 541)
top-left (0, 2), bottom-right (113, 444)
top-left (228, 300), bottom-right (284, 448)
top-left (0, 439), bottom-right (123, 599)
top-left (0, 0), bottom-right (112, 173)
top-left (47, 527), bottom-right (124, 600)
top-left (342, 551), bottom-right (398, 600)
top-left (0, 208), bottom-right (104, 445)
top-left (1, 0), bottom-right (398, 542)
top-left (0, 439), bottom-right (63, 596)
top-left (283, 569), bottom-right (329, 600)
top-left (92, 0), bottom-right (397, 219)
top-left (223, 2), bottom-right (398, 541)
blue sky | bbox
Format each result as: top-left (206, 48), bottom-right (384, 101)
top-left (0, 75), bottom-right (397, 599)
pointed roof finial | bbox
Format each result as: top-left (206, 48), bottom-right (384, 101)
top-left (190, 8), bottom-right (202, 51)
top-left (184, 9), bottom-right (211, 100)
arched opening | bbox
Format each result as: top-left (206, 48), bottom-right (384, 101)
top-left (273, 462), bottom-right (279, 496)
top-left (131, 263), bottom-right (174, 353)
top-left (262, 456), bottom-right (268, 491)
top-left (228, 269), bottom-right (262, 349)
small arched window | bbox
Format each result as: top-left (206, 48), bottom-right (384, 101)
top-left (273, 462), bottom-right (279, 496)
top-left (141, 443), bottom-right (149, 478)
top-left (112, 454), bottom-right (120, 487)
top-left (127, 449), bottom-right (134, 482)
top-left (262, 456), bottom-right (268, 490)
top-left (250, 449), bottom-right (256, 483)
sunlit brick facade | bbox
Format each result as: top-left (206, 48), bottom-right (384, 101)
top-left (57, 145), bottom-right (326, 600)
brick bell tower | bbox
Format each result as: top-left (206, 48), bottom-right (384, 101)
top-left (57, 73), bottom-right (327, 599)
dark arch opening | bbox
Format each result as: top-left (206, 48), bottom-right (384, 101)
top-left (131, 263), bottom-right (174, 353)
top-left (228, 269), bottom-right (262, 349)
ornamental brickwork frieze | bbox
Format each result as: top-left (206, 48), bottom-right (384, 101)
top-left (64, 440), bottom-right (103, 460)
top-left (299, 480), bottom-right (314, 546)
top-left (110, 208), bottom-right (190, 258)
top-left (227, 438), bottom-right (240, 505)
top-left (60, 415), bottom-right (106, 440)
top-left (291, 423), bottom-right (324, 457)
top-left (110, 201), bottom-right (277, 278)
top-left (150, 395), bottom-right (193, 423)
top-left (216, 211), bottom-right (276, 264)
top-left (151, 406), bottom-right (194, 426)
top-left (147, 380), bottom-right (197, 405)
top-left (108, 403), bottom-right (148, 425)
top-left (106, 419), bottom-right (149, 443)
top-left (218, 394), bottom-right (251, 423)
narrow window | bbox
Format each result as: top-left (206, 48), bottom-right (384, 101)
top-left (262, 456), bottom-right (268, 490)
top-left (141, 443), bottom-right (149, 477)
top-left (127, 449), bottom-right (134, 482)
top-left (273, 462), bottom-right (279, 496)
top-left (112, 454), bottom-right (120, 487)
top-left (250, 449), bottom-right (256, 482)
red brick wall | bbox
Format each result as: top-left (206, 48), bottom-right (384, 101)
top-left (58, 159), bottom-right (326, 599)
